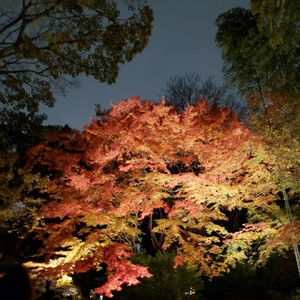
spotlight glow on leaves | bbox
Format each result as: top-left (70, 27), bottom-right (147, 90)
top-left (25, 97), bottom-right (282, 296)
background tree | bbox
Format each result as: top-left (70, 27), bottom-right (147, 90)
top-left (23, 97), bottom-right (287, 296)
top-left (216, 2), bottom-right (300, 275)
top-left (251, 0), bottom-right (300, 52)
top-left (250, 0), bottom-right (300, 99)
top-left (203, 253), bottom-right (300, 299)
top-left (246, 91), bottom-right (300, 276)
top-left (0, 0), bottom-right (153, 114)
top-left (160, 72), bottom-right (247, 117)
top-left (215, 7), bottom-right (268, 99)
top-left (215, 4), bottom-right (300, 100)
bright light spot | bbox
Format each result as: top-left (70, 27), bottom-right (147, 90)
top-left (56, 274), bottom-right (73, 287)
top-left (185, 287), bottom-right (195, 295)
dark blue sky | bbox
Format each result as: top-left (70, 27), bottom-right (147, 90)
top-left (41, 0), bottom-right (249, 129)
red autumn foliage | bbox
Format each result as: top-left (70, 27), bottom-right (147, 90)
top-left (24, 96), bottom-right (280, 296)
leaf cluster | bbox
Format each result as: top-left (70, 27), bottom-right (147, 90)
top-left (0, 0), bottom-right (153, 113)
top-left (215, 4), bottom-right (300, 99)
top-left (22, 97), bottom-right (286, 295)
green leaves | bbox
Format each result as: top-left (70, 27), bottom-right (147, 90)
top-left (0, 0), bottom-right (153, 113)
top-left (251, 0), bottom-right (300, 52)
top-left (112, 251), bottom-right (204, 300)
top-left (215, 7), bottom-right (267, 97)
top-left (215, 4), bottom-right (300, 99)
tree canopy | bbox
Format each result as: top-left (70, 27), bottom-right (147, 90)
top-left (251, 0), bottom-right (300, 52)
top-left (0, 0), bottom-right (153, 113)
top-left (215, 4), bottom-right (300, 99)
top-left (215, 1), bottom-right (300, 276)
top-left (22, 96), bottom-right (294, 297)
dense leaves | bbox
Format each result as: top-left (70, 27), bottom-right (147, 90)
top-left (23, 97), bottom-right (287, 296)
top-left (0, 124), bottom-right (71, 265)
top-left (112, 251), bottom-right (204, 300)
top-left (0, 0), bottom-right (153, 113)
top-left (204, 252), bottom-right (300, 300)
top-left (246, 90), bottom-right (300, 272)
top-left (0, 0), bottom-right (153, 270)
top-left (251, 0), bottom-right (300, 52)
top-left (215, 7), bottom-right (265, 97)
top-left (215, 3), bottom-right (300, 272)
top-left (215, 4), bottom-right (300, 99)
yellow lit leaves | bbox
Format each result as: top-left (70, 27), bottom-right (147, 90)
top-left (24, 97), bottom-right (284, 292)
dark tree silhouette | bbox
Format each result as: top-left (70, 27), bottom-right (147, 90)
top-left (161, 72), bottom-right (247, 117)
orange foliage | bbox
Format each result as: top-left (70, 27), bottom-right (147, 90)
top-left (25, 97), bottom-right (280, 295)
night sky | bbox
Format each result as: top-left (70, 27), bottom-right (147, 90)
top-left (40, 0), bottom-right (250, 129)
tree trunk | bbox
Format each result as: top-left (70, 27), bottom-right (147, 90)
top-left (277, 161), bottom-right (300, 276)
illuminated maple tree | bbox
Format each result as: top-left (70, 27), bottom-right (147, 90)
top-left (24, 96), bottom-right (286, 296)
